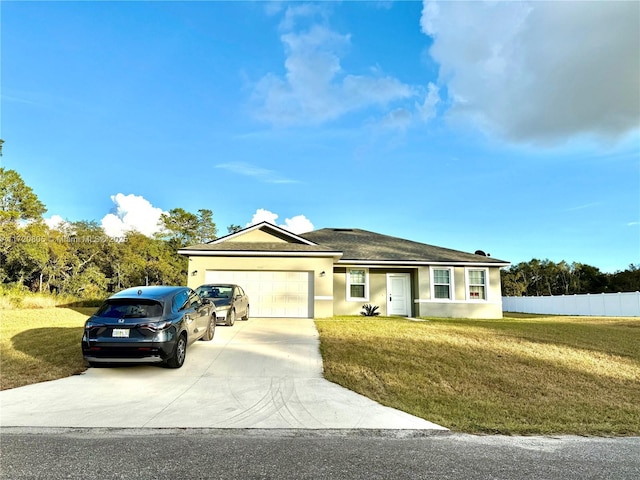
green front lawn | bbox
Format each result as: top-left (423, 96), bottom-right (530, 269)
top-left (316, 314), bottom-right (640, 435)
top-left (0, 308), bottom-right (93, 390)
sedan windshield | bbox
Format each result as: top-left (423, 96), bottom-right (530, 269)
top-left (95, 299), bottom-right (164, 319)
top-left (197, 286), bottom-right (233, 300)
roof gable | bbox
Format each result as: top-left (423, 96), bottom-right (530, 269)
top-left (178, 221), bottom-right (341, 257)
top-left (210, 221), bottom-right (317, 246)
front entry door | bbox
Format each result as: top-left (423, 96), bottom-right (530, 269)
top-left (387, 273), bottom-right (411, 316)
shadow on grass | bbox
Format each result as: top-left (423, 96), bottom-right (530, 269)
top-left (3, 327), bottom-right (90, 389)
top-left (11, 327), bottom-right (85, 368)
top-left (11, 327), bottom-right (161, 366)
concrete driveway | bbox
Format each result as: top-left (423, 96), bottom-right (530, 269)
top-left (0, 318), bottom-right (446, 431)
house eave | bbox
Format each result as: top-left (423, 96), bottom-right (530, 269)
top-left (336, 260), bottom-right (511, 268)
top-left (178, 249), bottom-right (343, 259)
top-left (178, 250), bottom-right (508, 267)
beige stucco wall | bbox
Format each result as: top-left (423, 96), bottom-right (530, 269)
top-left (332, 266), bottom-right (503, 318)
top-left (186, 255), bottom-right (335, 318)
top-left (186, 252), bottom-right (504, 319)
top-left (225, 229), bottom-right (289, 243)
top-left (332, 268), bottom-right (414, 316)
top-left (416, 301), bottom-right (503, 319)
top-left (415, 265), bottom-right (503, 319)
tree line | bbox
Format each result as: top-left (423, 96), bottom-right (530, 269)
top-left (2, 167), bottom-right (638, 300)
top-left (0, 167), bottom-right (231, 298)
top-left (501, 259), bottom-right (640, 297)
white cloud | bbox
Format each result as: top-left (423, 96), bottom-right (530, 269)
top-left (282, 214), bottom-right (314, 234)
top-left (248, 208), bottom-right (280, 226)
top-left (101, 193), bottom-right (166, 238)
top-left (421, 0), bottom-right (640, 145)
top-left (215, 162), bottom-right (298, 184)
top-left (246, 208), bottom-right (314, 234)
top-left (416, 83), bottom-right (439, 122)
top-left (253, 12), bottom-right (416, 126)
top-left (278, 3), bottom-right (327, 31)
top-left (44, 215), bottom-right (67, 230)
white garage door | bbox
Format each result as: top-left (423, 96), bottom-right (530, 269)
top-left (204, 270), bottom-right (312, 318)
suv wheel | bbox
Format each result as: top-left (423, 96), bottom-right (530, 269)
top-left (166, 334), bottom-right (187, 368)
top-left (201, 316), bottom-right (215, 341)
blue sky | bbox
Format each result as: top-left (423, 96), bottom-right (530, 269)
top-left (1, 1), bottom-right (638, 273)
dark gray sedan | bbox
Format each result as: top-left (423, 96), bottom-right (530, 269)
top-left (195, 284), bottom-right (249, 326)
top-left (82, 286), bottom-right (215, 368)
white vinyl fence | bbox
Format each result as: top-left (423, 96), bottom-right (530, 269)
top-left (502, 292), bottom-right (640, 317)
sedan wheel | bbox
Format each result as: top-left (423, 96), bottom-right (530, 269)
top-left (166, 334), bottom-right (187, 368)
top-left (201, 316), bottom-right (215, 341)
top-left (226, 309), bottom-right (235, 326)
top-left (243, 306), bottom-right (249, 321)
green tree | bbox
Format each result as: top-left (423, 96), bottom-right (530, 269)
top-left (159, 208), bottom-right (217, 247)
top-left (2, 221), bottom-right (50, 289)
top-left (500, 258), bottom-right (636, 296)
top-left (0, 171), bottom-right (229, 294)
top-left (571, 263), bottom-right (608, 294)
top-left (0, 168), bottom-right (46, 225)
top-left (227, 224), bottom-right (242, 234)
top-left (114, 232), bottom-right (187, 289)
top-left (500, 268), bottom-right (528, 296)
top-left (0, 168), bottom-right (48, 287)
top-left (196, 209), bottom-right (217, 243)
top-left (607, 264), bottom-right (640, 293)
top-left (43, 221), bottom-right (113, 296)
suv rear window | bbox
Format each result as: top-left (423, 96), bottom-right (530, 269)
top-left (95, 299), bottom-right (164, 319)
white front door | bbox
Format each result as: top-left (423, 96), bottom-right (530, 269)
top-left (387, 273), bottom-right (411, 316)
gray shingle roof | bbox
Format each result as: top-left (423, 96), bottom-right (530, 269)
top-left (179, 222), bottom-right (508, 265)
top-left (301, 228), bottom-right (508, 264)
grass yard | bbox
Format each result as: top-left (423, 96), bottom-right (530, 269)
top-left (0, 307), bottom-right (93, 390)
top-left (3, 308), bottom-right (639, 435)
top-left (316, 314), bottom-right (640, 436)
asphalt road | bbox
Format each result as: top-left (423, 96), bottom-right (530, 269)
top-left (1, 429), bottom-right (639, 480)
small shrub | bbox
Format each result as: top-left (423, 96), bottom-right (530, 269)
top-left (0, 295), bottom-right (19, 309)
top-left (360, 304), bottom-right (380, 316)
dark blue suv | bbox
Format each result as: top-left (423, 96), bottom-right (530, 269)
top-left (82, 286), bottom-right (215, 368)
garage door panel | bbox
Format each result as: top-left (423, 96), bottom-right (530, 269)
top-left (204, 270), bottom-right (311, 318)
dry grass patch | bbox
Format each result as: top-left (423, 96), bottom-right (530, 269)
top-left (0, 308), bottom-right (94, 390)
top-left (315, 315), bottom-right (640, 435)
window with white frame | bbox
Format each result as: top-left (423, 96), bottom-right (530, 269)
top-left (467, 269), bottom-right (487, 300)
top-left (431, 268), bottom-right (453, 300)
top-left (347, 268), bottom-right (368, 301)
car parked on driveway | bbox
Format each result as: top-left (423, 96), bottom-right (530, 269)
top-left (82, 286), bottom-right (215, 368)
top-left (195, 284), bottom-right (249, 326)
